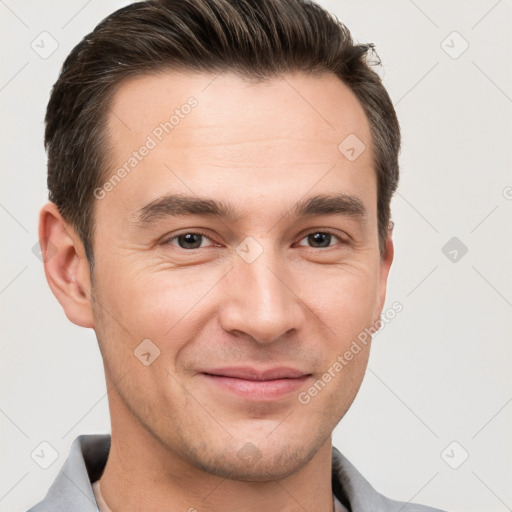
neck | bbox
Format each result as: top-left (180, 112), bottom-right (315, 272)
top-left (99, 388), bottom-right (335, 512)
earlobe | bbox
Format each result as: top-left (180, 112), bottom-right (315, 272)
top-left (38, 202), bottom-right (94, 328)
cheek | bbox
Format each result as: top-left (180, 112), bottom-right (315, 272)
top-left (93, 261), bottom-right (225, 353)
top-left (302, 262), bottom-right (379, 339)
top-left (133, 267), bottom-right (224, 335)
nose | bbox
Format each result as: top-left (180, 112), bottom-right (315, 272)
top-left (218, 244), bottom-right (304, 344)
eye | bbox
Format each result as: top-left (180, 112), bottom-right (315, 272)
top-left (163, 231), bottom-right (215, 250)
top-left (162, 229), bottom-right (347, 251)
top-left (296, 231), bottom-right (345, 249)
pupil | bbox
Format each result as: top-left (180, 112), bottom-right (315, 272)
top-left (179, 233), bottom-right (202, 249)
top-left (309, 232), bottom-right (330, 247)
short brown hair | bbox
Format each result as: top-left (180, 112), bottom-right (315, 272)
top-left (45, 0), bottom-right (400, 266)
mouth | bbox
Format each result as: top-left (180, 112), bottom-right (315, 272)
top-left (199, 366), bottom-right (312, 401)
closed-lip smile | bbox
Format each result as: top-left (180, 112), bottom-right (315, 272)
top-left (199, 366), bottom-right (312, 401)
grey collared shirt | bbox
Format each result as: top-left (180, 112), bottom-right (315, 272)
top-left (26, 434), bottom-right (448, 512)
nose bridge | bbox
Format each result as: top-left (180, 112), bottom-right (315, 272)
top-left (219, 238), bottom-right (302, 343)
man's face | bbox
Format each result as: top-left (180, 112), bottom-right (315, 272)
top-left (90, 71), bottom-right (392, 479)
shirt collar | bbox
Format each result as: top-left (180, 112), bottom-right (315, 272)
top-left (28, 433), bottom-right (396, 512)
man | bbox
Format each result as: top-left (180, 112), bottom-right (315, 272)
top-left (29, 0), bottom-right (448, 510)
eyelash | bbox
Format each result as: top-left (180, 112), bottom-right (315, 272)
top-left (161, 229), bottom-right (348, 250)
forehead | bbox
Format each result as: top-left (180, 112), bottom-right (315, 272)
top-left (100, 70), bottom-right (375, 224)
top-left (107, 70), bottom-right (371, 149)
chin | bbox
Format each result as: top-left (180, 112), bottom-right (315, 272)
top-left (179, 432), bottom-right (323, 482)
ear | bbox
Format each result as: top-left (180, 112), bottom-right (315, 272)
top-left (373, 222), bottom-right (394, 324)
top-left (38, 202), bottom-right (94, 328)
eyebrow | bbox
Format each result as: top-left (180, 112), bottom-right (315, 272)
top-left (133, 192), bottom-right (367, 225)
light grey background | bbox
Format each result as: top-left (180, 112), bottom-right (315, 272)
top-left (1, 1), bottom-right (511, 511)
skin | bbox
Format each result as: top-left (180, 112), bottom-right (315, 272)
top-left (39, 71), bottom-right (393, 512)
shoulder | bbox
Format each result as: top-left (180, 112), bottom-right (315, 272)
top-left (331, 446), bottom-right (451, 512)
top-left (26, 434), bottom-right (111, 512)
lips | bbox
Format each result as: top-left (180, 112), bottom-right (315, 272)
top-left (201, 366), bottom-right (308, 380)
top-left (199, 366), bottom-right (311, 401)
